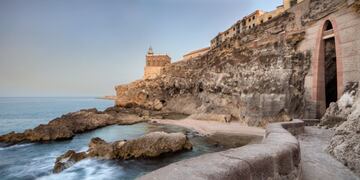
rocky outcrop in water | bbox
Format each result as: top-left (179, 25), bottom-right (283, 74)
top-left (0, 107), bottom-right (172, 145)
top-left (321, 82), bottom-right (360, 176)
top-left (54, 132), bottom-right (192, 173)
top-left (115, 12), bottom-right (311, 127)
top-left (53, 150), bottom-right (87, 173)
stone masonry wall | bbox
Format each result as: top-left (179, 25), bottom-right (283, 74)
top-left (138, 120), bottom-right (304, 180)
top-left (298, 0), bottom-right (360, 118)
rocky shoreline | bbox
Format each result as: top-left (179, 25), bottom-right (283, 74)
top-left (53, 131), bottom-right (192, 173)
top-left (0, 107), bottom-right (185, 145)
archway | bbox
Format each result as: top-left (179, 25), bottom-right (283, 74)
top-left (313, 20), bottom-right (342, 118)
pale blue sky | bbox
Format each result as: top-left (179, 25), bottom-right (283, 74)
top-left (0, 0), bottom-right (283, 97)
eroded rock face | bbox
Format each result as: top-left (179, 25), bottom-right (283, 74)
top-left (53, 132), bottom-right (192, 173)
top-left (0, 107), bottom-right (151, 144)
top-left (323, 82), bottom-right (360, 176)
top-left (320, 82), bottom-right (359, 128)
top-left (115, 12), bottom-right (311, 127)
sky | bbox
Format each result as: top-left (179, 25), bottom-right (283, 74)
top-left (0, 0), bottom-right (283, 97)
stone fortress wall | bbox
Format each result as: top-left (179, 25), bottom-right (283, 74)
top-left (143, 47), bottom-right (171, 79)
top-left (211, 0), bottom-right (303, 48)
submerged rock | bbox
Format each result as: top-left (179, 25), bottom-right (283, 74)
top-left (0, 108), bottom-right (147, 144)
top-left (53, 131), bottom-right (192, 173)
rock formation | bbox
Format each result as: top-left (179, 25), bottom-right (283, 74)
top-left (115, 12), bottom-right (311, 127)
top-left (321, 82), bottom-right (360, 176)
top-left (54, 132), bottom-right (192, 173)
top-left (320, 82), bottom-right (358, 128)
top-left (0, 107), bottom-right (172, 145)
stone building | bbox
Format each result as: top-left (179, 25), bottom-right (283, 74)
top-left (210, 0), bottom-right (303, 48)
top-left (182, 47), bottom-right (210, 61)
top-left (143, 47), bottom-right (171, 79)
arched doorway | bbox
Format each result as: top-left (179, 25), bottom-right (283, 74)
top-left (313, 20), bottom-right (342, 118)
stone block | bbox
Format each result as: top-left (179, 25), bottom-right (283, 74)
top-left (220, 144), bottom-right (276, 179)
top-left (264, 132), bottom-right (299, 145)
top-left (138, 152), bottom-right (252, 180)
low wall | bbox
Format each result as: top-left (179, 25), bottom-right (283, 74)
top-left (138, 119), bottom-right (304, 180)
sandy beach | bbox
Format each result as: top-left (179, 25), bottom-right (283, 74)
top-left (151, 118), bottom-right (265, 137)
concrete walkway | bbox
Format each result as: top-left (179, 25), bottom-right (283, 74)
top-left (299, 127), bottom-right (359, 180)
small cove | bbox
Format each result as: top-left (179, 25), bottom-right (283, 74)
top-left (0, 97), bottom-right (260, 180)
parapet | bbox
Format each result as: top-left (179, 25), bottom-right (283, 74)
top-left (138, 119), bottom-right (304, 180)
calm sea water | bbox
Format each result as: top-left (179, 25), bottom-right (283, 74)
top-left (0, 97), bottom-right (227, 180)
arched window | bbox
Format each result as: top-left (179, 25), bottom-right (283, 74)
top-left (325, 20), bottom-right (333, 30)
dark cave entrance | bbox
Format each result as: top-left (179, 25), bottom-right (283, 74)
top-left (323, 21), bottom-right (337, 108)
top-left (324, 37), bottom-right (337, 108)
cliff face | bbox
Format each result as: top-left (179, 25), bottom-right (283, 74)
top-left (116, 12), bottom-right (311, 127)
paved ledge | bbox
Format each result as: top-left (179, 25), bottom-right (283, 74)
top-left (138, 120), bottom-right (304, 180)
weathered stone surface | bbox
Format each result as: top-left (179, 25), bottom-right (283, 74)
top-left (115, 12), bottom-right (311, 127)
top-left (320, 82), bottom-right (359, 128)
top-left (300, 127), bottom-right (359, 180)
top-left (138, 120), bottom-right (304, 180)
top-left (114, 132), bottom-right (192, 159)
top-left (53, 132), bottom-right (192, 173)
top-left (321, 82), bottom-right (360, 176)
top-left (88, 137), bottom-right (115, 159)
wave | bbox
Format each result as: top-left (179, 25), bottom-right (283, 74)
top-left (36, 159), bottom-right (124, 180)
top-left (0, 143), bottom-right (33, 151)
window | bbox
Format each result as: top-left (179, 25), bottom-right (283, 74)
top-left (253, 24), bottom-right (255, 27)
top-left (249, 26), bottom-right (251, 29)
top-left (260, 20), bottom-right (264, 24)
top-left (325, 21), bottom-right (333, 30)
top-left (268, 16), bottom-right (272, 20)
top-left (253, 16), bottom-right (255, 20)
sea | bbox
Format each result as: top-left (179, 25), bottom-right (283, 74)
top-left (0, 97), bottom-right (228, 180)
